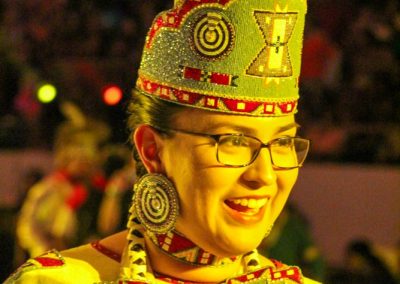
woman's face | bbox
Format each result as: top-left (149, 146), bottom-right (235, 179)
top-left (158, 109), bottom-right (299, 257)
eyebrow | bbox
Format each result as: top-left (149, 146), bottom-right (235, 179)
top-left (277, 122), bottom-right (301, 133)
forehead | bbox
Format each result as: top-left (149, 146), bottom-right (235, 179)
top-left (172, 108), bottom-right (296, 135)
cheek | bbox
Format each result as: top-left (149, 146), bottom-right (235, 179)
top-left (176, 168), bottom-right (223, 212)
top-left (167, 141), bottom-right (225, 191)
top-left (273, 169), bottom-right (298, 217)
top-left (162, 142), bottom-right (205, 204)
top-left (172, 168), bottom-right (231, 230)
top-left (278, 168), bottom-right (298, 192)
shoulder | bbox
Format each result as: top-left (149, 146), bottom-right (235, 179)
top-left (5, 243), bottom-right (120, 284)
top-left (23, 172), bottom-right (70, 199)
top-left (4, 250), bottom-right (97, 284)
top-left (303, 277), bottom-right (322, 284)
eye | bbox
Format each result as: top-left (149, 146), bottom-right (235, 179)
top-left (219, 135), bottom-right (250, 147)
top-left (274, 137), bottom-right (294, 148)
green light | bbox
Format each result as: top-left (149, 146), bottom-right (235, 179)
top-left (37, 84), bottom-right (57, 103)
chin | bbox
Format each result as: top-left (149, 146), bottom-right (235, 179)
top-left (217, 243), bottom-right (260, 258)
top-left (176, 220), bottom-right (265, 257)
top-left (212, 231), bottom-right (264, 257)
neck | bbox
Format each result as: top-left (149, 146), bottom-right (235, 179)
top-left (145, 233), bottom-right (245, 283)
top-left (146, 230), bottom-right (239, 267)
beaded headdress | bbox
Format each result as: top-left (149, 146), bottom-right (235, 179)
top-left (136, 0), bottom-right (307, 116)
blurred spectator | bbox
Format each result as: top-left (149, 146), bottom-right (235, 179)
top-left (16, 102), bottom-right (110, 257)
top-left (0, 168), bottom-right (44, 282)
top-left (300, 13), bottom-right (341, 121)
top-left (301, 15), bottom-right (341, 87)
top-left (326, 239), bottom-right (398, 283)
top-left (98, 154), bottom-right (136, 236)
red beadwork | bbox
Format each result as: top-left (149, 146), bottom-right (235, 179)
top-left (146, 0), bottom-right (233, 48)
top-left (91, 241), bottom-right (122, 263)
top-left (34, 257), bottom-right (64, 267)
top-left (183, 66), bottom-right (202, 81)
top-left (174, 89), bottom-right (202, 104)
top-left (222, 98), bottom-right (262, 113)
top-left (183, 66), bottom-right (235, 86)
top-left (277, 101), bottom-right (297, 114)
top-left (119, 281), bottom-right (148, 284)
top-left (269, 266), bottom-right (302, 283)
top-left (210, 72), bottom-right (231, 86)
top-left (137, 77), bottom-right (298, 116)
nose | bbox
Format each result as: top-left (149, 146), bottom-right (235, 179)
top-left (241, 147), bottom-right (277, 190)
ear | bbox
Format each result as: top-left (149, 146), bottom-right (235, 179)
top-left (133, 125), bottom-right (164, 173)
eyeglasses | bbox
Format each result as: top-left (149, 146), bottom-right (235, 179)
top-left (154, 126), bottom-right (310, 169)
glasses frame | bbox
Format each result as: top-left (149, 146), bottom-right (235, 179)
top-left (153, 126), bottom-right (310, 169)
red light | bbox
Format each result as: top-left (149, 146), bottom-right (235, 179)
top-left (103, 85), bottom-right (123, 105)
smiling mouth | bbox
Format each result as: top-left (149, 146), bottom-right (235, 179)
top-left (224, 197), bottom-right (268, 220)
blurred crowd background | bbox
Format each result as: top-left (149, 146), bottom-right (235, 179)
top-left (0, 0), bottom-right (399, 283)
top-left (0, 0), bottom-right (400, 163)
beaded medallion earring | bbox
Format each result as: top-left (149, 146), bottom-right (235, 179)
top-left (133, 173), bottom-right (180, 234)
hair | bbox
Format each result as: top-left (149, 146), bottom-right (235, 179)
top-left (127, 90), bottom-right (185, 178)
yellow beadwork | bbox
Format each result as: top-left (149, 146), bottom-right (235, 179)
top-left (136, 0), bottom-right (307, 116)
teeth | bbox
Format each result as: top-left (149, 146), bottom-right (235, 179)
top-left (248, 199), bottom-right (257, 208)
top-left (229, 198), bottom-right (268, 209)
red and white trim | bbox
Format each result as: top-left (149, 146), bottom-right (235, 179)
top-left (137, 76), bottom-right (297, 116)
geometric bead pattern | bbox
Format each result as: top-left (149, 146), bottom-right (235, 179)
top-left (137, 76), bottom-right (298, 116)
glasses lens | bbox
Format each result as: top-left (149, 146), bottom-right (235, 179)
top-left (270, 137), bottom-right (309, 168)
top-left (216, 134), bottom-right (309, 168)
top-left (216, 134), bottom-right (259, 166)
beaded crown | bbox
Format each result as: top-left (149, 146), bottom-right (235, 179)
top-left (136, 0), bottom-right (307, 116)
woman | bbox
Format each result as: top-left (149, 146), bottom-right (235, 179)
top-left (7, 0), bottom-right (319, 283)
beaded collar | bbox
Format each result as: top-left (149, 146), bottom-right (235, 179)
top-left (146, 230), bottom-right (242, 267)
top-left (154, 263), bottom-right (304, 284)
top-left (92, 239), bottom-right (304, 284)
